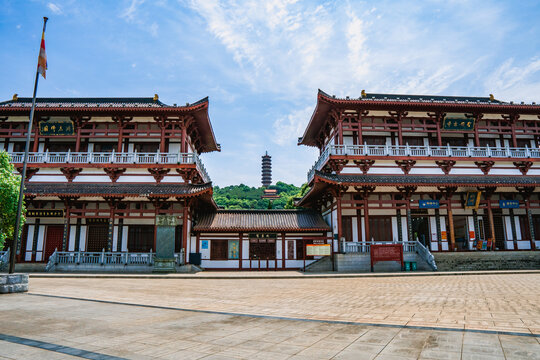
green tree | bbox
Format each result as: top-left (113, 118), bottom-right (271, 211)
top-left (0, 151), bottom-right (26, 249)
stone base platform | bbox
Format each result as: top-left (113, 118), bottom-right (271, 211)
top-left (0, 273), bottom-right (29, 294)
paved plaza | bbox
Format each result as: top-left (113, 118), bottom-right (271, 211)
top-left (0, 273), bottom-right (539, 359)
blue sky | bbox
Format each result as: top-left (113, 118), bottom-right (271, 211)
top-left (1, 0), bottom-right (540, 187)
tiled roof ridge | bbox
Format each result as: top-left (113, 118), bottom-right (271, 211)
top-left (214, 209), bottom-right (316, 213)
top-left (318, 89), bottom-right (539, 106)
top-left (0, 96), bottom-right (210, 108)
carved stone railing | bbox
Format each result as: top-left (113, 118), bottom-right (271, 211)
top-left (341, 240), bottom-right (437, 270)
top-left (308, 144), bottom-right (540, 181)
top-left (8, 151), bottom-right (210, 183)
top-left (0, 248), bottom-right (10, 271)
top-left (45, 249), bottom-right (186, 271)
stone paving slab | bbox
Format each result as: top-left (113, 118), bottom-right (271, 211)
top-left (26, 273), bottom-right (540, 335)
top-left (1, 293), bottom-right (540, 360)
top-left (27, 269), bottom-right (540, 279)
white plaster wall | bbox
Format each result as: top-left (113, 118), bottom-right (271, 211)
top-left (352, 218), bottom-right (358, 242)
top-left (391, 217), bottom-right (398, 242)
top-left (517, 241), bottom-right (531, 250)
top-left (514, 217), bottom-right (522, 240)
top-left (68, 225), bottom-right (76, 251)
top-left (79, 226), bottom-right (87, 251)
top-left (36, 226), bottom-right (45, 261)
top-left (504, 217), bottom-right (513, 240)
top-left (276, 240), bottom-right (283, 259)
top-left (121, 226), bottom-right (128, 252)
top-left (467, 216), bottom-right (475, 250)
top-left (25, 225), bottom-right (35, 261)
top-left (112, 226), bottom-right (119, 252)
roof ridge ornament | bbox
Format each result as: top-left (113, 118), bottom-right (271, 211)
top-left (489, 93), bottom-right (495, 101)
top-left (361, 89), bottom-right (366, 98)
top-left (153, 93), bottom-right (159, 101)
top-left (12, 94), bottom-right (18, 101)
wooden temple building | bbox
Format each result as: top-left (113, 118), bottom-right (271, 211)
top-left (0, 95), bottom-right (218, 266)
top-left (297, 90), bottom-right (540, 253)
top-left (1, 89), bottom-right (539, 272)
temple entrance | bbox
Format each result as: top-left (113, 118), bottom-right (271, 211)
top-left (492, 210), bottom-right (505, 250)
top-left (453, 216), bottom-right (469, 251)
top-left (411, 217), bottom-right (430, 247)
top-left (44, 225), bottom-right (63, 261)
top-left (86, 223), bottom-right (108, 252)
top-left (249, 237), bottom-right (276, 260)
top-left (128, 225), bottom-right (154, 252)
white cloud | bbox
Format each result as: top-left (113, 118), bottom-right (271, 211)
top-left (121, 0), bottom-right (145, 22)
top-left (484, 57), bottom-right (540, 103)
top-left (47, 3), bottom-right (63, 15)
top-left (272, 106), bottom-right (312, 146)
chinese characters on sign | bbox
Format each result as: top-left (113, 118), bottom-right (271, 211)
top-left (442, 117), bottom-right (475, 131)
top-left (499, 200), bottom-right (519, 209)
top-left (306, 244), bottom-right (331, 256)
top-left (248, 233), bottom-right (277, 239)
top-left (419, 200), bottom-right (439, 209)
top-left (465, 191), bottom-right (482, 210)
top-left (26, 209), bottom-right (64, 218)
top-left (39, 120), bottom-right (75, 136)
top-left (228, 240), bottom-right (239, 259)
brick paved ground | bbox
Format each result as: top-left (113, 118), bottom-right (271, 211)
top-left (0, 273), bottom-right (539, 359)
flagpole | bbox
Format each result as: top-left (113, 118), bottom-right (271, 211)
top-left (9, 17), bottom-right (48, 274)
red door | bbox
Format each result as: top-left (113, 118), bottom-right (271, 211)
top-left (44, 225), bottom-right (64, 262)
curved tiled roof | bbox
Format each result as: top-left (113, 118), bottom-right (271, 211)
top-left (24, 182), bottom-right (212, 198)
top-left (315, 171), bottom-right (540, 187)
top-left (0, 97), bottom-right (209, 108)
top-left (193, 209), bottom-right (330, 232)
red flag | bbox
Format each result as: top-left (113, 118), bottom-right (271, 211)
top-left (37, 29), bottom-right (47, 79)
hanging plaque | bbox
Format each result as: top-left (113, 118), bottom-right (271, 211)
top-left (39, 119), bottom-right (75, 136)
top-left (442, 117), bottom-right (475, 131)
top-left (26, 209), bottom-right (64, 218)
top-left (465, 191), bottom-right (481, 209)
top-left (499, 200), bottom-right (519, 209)
top-left (419, 200), bottom-right (439, 209)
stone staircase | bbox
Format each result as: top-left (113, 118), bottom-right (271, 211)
top-left (304, 253), bottom-right (433, 273)
top-left (433, 251), bottom-right (540, 271)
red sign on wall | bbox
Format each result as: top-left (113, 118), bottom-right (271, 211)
top-left (370, 244), bottom-right (404, 272)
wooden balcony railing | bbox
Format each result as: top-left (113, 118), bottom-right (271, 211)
top-left (308, 144), bottom-right (540, 181)
top-left (8, 151), bottom-right (211, 183)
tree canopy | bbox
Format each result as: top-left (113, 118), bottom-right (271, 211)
top-left (0, 151), bottom-right (25, 249)
top-left (213, 181), bottom-right (308, 209)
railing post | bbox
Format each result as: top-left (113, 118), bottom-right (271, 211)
top-left (77, 251), bottom-right (81, 264)
top-left (506, 145), bottom-right (511, 157)
top-left (526, 145), bottom-right (531, 158)
top-left (100, 248), bottom-right (105, 265)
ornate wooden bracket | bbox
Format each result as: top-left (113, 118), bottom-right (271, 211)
top-left (474, 161), bottom-right (495, 175)
top-left (149, 195), bottom-right (171, 210)
top-left (516, 186), bottom-right (534, 199)
top-left (59, 195), bottom-right (80, 207)
top-left (103, 196), bottom-right (124, 208)
top-left (397, 185), bottom-right (417, 200)
top-left (437, 186), bottom-right (458, 199)
top-left (329, 185), bottom-right (348, 198)
top-left (477, 186), bottom-right (496, 199)
top-left (435, 160), bottom-right (456, 175)
top-left (513, 161), bottom-right (533, 175)
top-left (176, 168), bottom-right (202, 184)
top-left (353, 159), bottom-right (375, 174)
top-left (104, 168), bottom-right (126, 183)
top-left (324, 159), bottom-right (348, 174)
top-left (395, 160), bottom-right (416, 174)
top-left (60, 168), bottom-right (82, 182)
top-left (148, 168), bottom-right (170, 183)
top-left (354, 185), bottom-right (376, 200)
top-left (16, 167), bottom-right (39, 181)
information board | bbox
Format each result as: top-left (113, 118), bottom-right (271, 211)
top-left (370, 244), bottom-right (403, 272)
top-left (306, 244), bottom-right (331, 256)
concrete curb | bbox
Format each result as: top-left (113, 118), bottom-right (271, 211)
top-left (27, 270), bottom-right (540, 280)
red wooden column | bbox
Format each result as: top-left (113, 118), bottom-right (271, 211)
top-left (182, 204), bottom-right (189, 263)
top-left (181, 124), bottom-right (187, 153)
top-left (32, 119), bottom-right (40, 152)
top-left (281, 232), bottom-right (286, 269)
top-left (239, 232), bottom-right (243, 269)
top-left (337, 117), bottom-right (343, 145)
top-left (336, 192), bottom-right (343, 244)
top-left (117, 123), bottom-right (124, 152)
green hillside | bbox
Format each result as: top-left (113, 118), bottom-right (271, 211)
top-left (213, 182), bottom-right (309, 209)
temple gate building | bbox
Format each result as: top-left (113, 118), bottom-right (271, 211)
top-left (0, 95), bottom-right (219, 267)
top-left (297, 90), bottom-right (540, 253)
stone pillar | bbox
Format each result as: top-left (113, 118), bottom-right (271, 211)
top-left (396, 209), bottom-right (403, 242)
top-left (435, 209), bottom-right (442, 251)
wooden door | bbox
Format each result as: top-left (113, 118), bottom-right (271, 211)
top-left (44, 225), bottom-right (64, 261)
top-left (368, 217), bottom-right (392, 242)
top-left (492, 209), bottom-right (505, 250)
top-left (342, 216), bottom-right (353, 242)
top-left (86, 224), bottom-right (108, 252)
